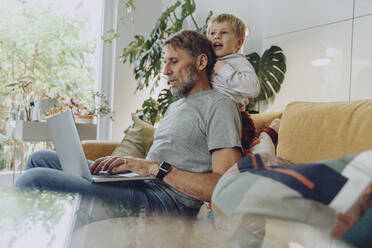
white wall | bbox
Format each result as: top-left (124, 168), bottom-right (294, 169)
top-left (260, 0), bottom-right (372, 112)
top-left (111, 0), bottom-right (163, 141)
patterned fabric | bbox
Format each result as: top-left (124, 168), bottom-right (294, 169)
top-left (237, 155), bottom-right (347, 205)
top-left (212, 151), bottom-right (372, 247)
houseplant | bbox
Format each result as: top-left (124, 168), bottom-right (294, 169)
top-left (40, 91), bottom-right (113, 121)
top-left (245, 45), bottom-right (286, 112)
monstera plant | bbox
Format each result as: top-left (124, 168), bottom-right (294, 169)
top-left (245, 46), bottom-right (286, 112)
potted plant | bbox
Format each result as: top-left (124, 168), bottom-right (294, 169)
top-left (39, 91), bottom-right (113, 123)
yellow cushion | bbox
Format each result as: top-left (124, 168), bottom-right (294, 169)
top-left (277, 100), bottom-right (372, 164)
top-left (82, 141), bottom-right (120, 161)
top-left (111, 113), bottom-right (155, 158)
top-left (250, 111), bottom-right (282, 135)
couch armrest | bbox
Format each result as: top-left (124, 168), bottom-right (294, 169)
top-left (82, 140), bottom-right (120, 161)
top-left (250, 111), bottom-right (282, 135)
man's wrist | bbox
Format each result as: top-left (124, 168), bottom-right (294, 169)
top-left (155, 161), bottom-right (173, 180)
top-left (150, 162), bottom-right (160, 176)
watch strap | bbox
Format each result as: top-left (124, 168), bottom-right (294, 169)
top-left (156, 161), bottom-right (172, 181)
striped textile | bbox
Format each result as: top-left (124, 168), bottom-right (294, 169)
top-left (212, 151), bottom-right (372, 246)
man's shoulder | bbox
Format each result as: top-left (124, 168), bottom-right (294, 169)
top-left (169, 90), bottom-right (238, 115)
top-left (191, 89), bottom-right (236, 106)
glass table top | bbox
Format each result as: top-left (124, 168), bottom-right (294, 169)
top-left (0, 188), bottom-right (78, 248)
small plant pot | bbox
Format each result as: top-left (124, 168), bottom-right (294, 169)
top-left (75, 114), bottom-right (95, 124)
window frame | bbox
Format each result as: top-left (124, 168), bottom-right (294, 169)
top-left (97, 0), bottom-right (118, 140)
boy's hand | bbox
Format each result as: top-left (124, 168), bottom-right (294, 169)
top-left (213, 60), bottom-right (228, 73)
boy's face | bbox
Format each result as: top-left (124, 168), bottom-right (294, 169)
top-left (207, 21), bottom-right (243, 57)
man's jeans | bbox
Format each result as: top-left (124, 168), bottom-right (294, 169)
top-left (15, 150), bottom-right (198, 218)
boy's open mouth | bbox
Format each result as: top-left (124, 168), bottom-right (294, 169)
top-left (213, 42), bottom-right (223, 49)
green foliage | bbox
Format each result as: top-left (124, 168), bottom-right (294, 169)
top-left (87, 91), bottom-right (114, 119)
top-left (123, 0), bottom-right (135, 13)
top-left (135, 97), bottom-right (160, 126)
top-left (157, 88), bottom-right (179, 116)
top-left (195, 11), bottom-right (213, 35)
top-left (101, 0), bottom-right (135, 45)
top-left (101, 29), bottom-right (121, 45)
top-left (135, 88), bottom-right (178, 125)
top-left (245, 46), bottom-right (286, 111)
top-left (0, 1), bottom-right (96, 112)
top-left (0, 188), bottom-right (77, 244)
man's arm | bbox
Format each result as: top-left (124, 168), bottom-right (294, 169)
top-left (91, 147), bottom-right (242, 202)
top-left (161, 147), bottom-right (242, 202)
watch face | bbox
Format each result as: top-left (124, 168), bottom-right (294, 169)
top-left (160, 161), bottom-right (171, 171)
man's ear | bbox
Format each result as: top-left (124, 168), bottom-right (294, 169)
top-left (196, 54), bottom-right (208, 71)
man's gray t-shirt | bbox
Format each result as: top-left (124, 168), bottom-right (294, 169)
top-left (146, 89), bottom-right (242, 209)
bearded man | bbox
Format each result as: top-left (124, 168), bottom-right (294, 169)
top-left (16, 30), bottom-right (243, 218)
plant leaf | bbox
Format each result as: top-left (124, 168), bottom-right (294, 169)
top-left (246, 46), bottom-right (286, 103)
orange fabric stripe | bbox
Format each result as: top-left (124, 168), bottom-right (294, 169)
top-left (211, 202), bottom-right (231, 223)
top-left (265, 166), bottom-right (315, 189)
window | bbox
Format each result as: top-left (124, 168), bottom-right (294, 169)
top-left (0, 0), bottom-right (104, 170)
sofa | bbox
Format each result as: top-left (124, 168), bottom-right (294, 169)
top-left (77, 100), bottom-right (372, 248)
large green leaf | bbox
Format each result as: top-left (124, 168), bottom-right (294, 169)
top-left (246, 45), bottom-right (286, 103)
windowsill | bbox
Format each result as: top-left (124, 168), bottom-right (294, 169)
top-left (0, 170), bottom-right (24, 188)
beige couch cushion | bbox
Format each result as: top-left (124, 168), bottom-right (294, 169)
top-left (111, 113), bottom-right (155, 158)
top-left (250, 111), bottom-right (282, 135)
top-left (277, 100), bottom-right (372, 164)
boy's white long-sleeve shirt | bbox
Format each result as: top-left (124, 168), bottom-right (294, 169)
top-left (211, 54), bottom-right (260, 105)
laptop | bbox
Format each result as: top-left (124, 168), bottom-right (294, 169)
top-left (46, 110), bottom-right (155, 183)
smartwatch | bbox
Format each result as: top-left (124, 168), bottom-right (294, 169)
top-left (156, 161), bottom-right (172, 181)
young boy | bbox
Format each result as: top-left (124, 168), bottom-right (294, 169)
top-left (207, 13), bottom-right (280, 154)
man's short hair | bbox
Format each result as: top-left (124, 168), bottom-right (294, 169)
top-left (208, 13), bottom-right (247, 40)
top-left (164, 30), bottom-right (216, 81)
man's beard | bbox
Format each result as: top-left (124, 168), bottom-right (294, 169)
top-left (170, 62), bottom-right (199, 97)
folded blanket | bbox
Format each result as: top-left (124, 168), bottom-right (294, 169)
top-left (212, 151), bottom-right (372, 247)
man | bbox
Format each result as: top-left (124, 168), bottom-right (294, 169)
top-left (16, 30), bottom-right (243, 218)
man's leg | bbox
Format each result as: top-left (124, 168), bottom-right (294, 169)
top-left (16, 151), bottom-right (198, 217)
top-left (26, 149), bottom-right (62, 170)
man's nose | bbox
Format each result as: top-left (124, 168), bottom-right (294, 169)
top-left (163, 64), bottom-right (171, 76)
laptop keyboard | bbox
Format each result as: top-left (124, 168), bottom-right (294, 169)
top-left (95, 170), bottom-right (131, 178)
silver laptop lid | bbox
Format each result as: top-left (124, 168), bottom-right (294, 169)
top-left (47, 110), bottom-right (92, 181)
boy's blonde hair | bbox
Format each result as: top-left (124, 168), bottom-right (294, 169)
top-left (207, 13), bottom-right (247, 40)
